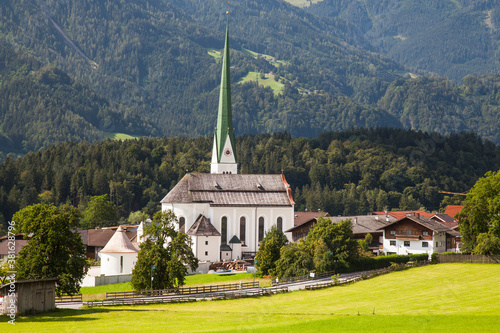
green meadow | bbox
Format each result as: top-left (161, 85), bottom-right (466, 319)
top-left (101, 132), bottom-right (140, 140)
top-left (238, 72), bottom-right (285, 95)
top-left (2, 264), bottom-right (500, 332)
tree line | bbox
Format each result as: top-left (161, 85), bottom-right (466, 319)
top-left (1, 128), bottom-right (499, 235)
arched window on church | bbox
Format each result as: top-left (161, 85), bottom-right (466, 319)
top-left (277, 217), bottom-right (283, 232)
top-left (221, 216), bottom-right (228, 244)
top-left (179, 217), bottom-right (185, 231)
top-left (240, 216), bottom-right (246, 245)
top-left (258, 217), bottom-right (265, 243)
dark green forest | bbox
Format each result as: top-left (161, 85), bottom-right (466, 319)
top-left (2, 0), bottom-right (500, 159)
top-left (1, 129), bottom-right (498, 233)
top-left (307, 0), bottom-right (500, 81)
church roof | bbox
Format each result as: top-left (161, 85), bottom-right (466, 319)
top-left (186, 215), bottom-right (221, 236)
top-left (100, 226), bottom-right (138, 253)
top-left (161, 173), bottom-right (294, 207)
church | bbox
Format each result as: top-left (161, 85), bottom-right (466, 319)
top-left (160, 16), bottom-right (295, 263)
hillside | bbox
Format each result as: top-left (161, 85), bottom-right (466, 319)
top-left (1, 0), bottom-right (500, 157)
top-left (0, 41), bottom-right (154, 159)
top-left (306, 0), bottom-right (500, 81)
top-left (1, 129), bottom-right (498, 231)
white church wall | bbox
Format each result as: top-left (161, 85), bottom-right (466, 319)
top-left (162, 202), bottom-right (294, 259)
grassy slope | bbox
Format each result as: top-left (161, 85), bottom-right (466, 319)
top-left (3, 264), bottom-right (500, 332)
top-left (101, 132), bottom-right (140, 140)
top-left (238, 72), bottom-right (285, 95)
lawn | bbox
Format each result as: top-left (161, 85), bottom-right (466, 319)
top-left (3, 264), bottom-right (500, 332)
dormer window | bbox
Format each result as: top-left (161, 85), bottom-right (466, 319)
top-left (257, 183), bottom-right (263, 190)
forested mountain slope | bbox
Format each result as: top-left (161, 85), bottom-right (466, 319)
top-left (0, 41), bottom-right (154, 159)
top-left (1, 129), bottom-right (498, 231)
top-left (306, 0), bottom-right (500, 81)
top-left (1, 0), bottom-right (500, 157)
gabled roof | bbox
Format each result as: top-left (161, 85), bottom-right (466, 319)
top-left (329, 215), bottom-right (396, 235)
top-left (373, 210), bottom-right (434, 220)
top-left (229, 235), bottom-right (241, 244)
top-left (431, 214), bottom-right (459, 230)
top-left (161, 173), bottom-right (294, 207)
top-left (100, 226), bottom-right (138, 253)
top-left (444, 205), bottom-right (463, 219)
top-left (379, 215), bottom-right (458, 235)
top-left (186, 215), bottom-right (221, 237)
top-left (293, 212), bottom-right (330, 227)
top-left (78, 229), bottom-right (136, 247)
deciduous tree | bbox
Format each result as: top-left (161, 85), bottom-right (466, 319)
top-left (458, 170), bottom-right (500, 253)
top-left (81, 194), bottom-right (117, 229)
top-left (13, 204), bottom-right (88, 295)
top-left (131, 210), bottom-right (198, 290)
top-left (255, 226), bottom-right (288, 276)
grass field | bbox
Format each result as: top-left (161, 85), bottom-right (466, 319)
top-left (101, 132), bottom-right (140, 140)
top-left (3, 264), bottom-right (500, 332)
top-left (283, 0), bottom-right (324, 8)
top-left (238, 72), bottom-right (285, 95)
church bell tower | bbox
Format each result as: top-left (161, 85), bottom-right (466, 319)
top-left (211, 13), bottom-right (238, 174)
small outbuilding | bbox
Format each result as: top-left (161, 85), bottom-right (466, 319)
top-left (0, 278), bottom-right (57, 315)
top-left (99, 226), bottom-right (139, 276)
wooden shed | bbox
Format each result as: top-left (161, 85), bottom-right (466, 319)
top-left (0, 278), bottom-right (58, 315)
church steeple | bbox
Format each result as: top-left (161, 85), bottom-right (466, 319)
top-left (211, 13), bottom-right (238, 174)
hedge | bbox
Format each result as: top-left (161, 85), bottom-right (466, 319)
top-left (346, 254), bottom-right (429, 272)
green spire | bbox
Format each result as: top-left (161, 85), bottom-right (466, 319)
top-left (215, 15), bottom-right (237, 163)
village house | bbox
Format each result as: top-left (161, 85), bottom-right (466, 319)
top-left (380, 212), bottom-right (460, 256)
top-left (286, 212), bottom-right (330, 242)
top-left (0, 234), bottom-right (28, 262)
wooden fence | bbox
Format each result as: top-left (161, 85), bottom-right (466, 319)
top-left (87, 285), bottom-right (288, 307)
top-left (106, 281), bottom-right (259, 300)
top-left (55, 294), bottom-right (83, 303)
top-left (270, 270), bottom-right (336, 286)
top-left (435, 254), bottom-right (500, 264)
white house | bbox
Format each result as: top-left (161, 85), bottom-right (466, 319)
top-left (99, 226), bottom-right (139, 276)
top-left (160, 17), bottom-right (295, 262)
top-left (380, 213), bottom-right (460, 257)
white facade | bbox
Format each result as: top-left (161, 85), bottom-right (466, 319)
top-left (162, 202), bottom-right (294, 255)
top-left (99, 252), bottom-right (137, 276)
top-left (382, 231), bottom-right (447, 257)
top-left (190, 235), bottom-right (220, 262)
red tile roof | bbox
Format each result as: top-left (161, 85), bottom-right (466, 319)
top-left (444, 205), bottom-right (463, 219)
